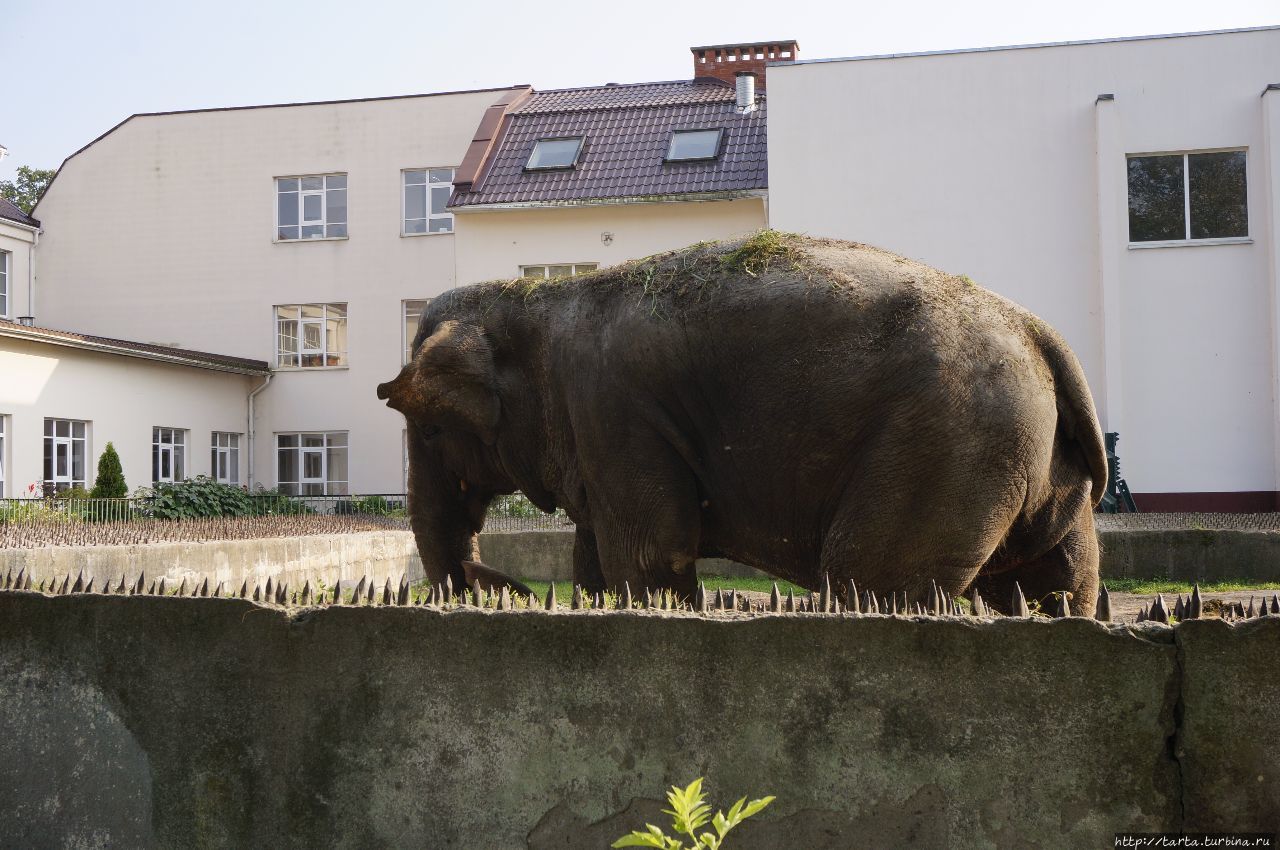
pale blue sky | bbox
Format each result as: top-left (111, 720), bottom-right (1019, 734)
top-left (3, 0), bottom-right (1277, 182)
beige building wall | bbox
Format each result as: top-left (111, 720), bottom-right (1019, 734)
top-left (767, 28), bottom-right (1280, 502)
top-left (0, 220), bottom-right (37, 321)
top-left (0, 337), bottom-right (255, 497)
top-left (33, 89), bottom-right (517, 494)
top-left (452, 197), bottom-right (767, 285)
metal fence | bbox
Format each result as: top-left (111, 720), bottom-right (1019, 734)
top-left (0, 491), bottom-right (571, 548)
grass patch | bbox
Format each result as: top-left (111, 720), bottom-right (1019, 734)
top-left (1103, 577), bottom-right (1280, 595)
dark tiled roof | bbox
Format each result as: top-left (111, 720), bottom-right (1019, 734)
top-left (452, 80), bottom-right (767, 207)
top-left (0, 319), bottom-right (269, 374)
top-left (0, 197), bottom-right (39, 228)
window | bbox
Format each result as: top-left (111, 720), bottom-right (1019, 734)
top-left (0, 250), bottom-right (8, 317)
top-left (43, 418), bottom-right (87, 493)
top-left (520, 263), bottom-right (598, 279)
top-left (526, 137), bottom-right (584, 170)
top-left (1128, 151), bottom-right (1248, 244)
top-left (277, 432), bottom-right (348, 495)
top-left (666, 128), bottom-right (723, 162)
top-left (211, 432), bottom-right (241, 486)
top-left (403, 169), bottom-right (454, 234)
top-left (403, 299), bottom-right (431, 364)
top-left (152, 427), bottom-right (187, 484)
top-left (276, 304), bottom-right (347, 368)
top-left (0, 415), bottom-right (6, 497)
top-left (276, 175), bottom-right (347, 240)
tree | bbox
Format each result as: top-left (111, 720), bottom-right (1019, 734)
top-left (0, 165), bottom-right (55, 215)
top-left (89, 442), bottom-right (128, 499)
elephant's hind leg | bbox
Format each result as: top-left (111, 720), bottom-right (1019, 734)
top-left (974, 503), bottom-right (1099, 617)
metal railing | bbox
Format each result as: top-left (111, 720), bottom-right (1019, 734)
top-left (0, 491), bottom-right (572, 548)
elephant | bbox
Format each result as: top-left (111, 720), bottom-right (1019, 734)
top-left (377, 232), bottom-right (1107, 615)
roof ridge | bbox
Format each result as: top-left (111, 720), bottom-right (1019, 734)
top-left (0, 318), bottom-right (269, 373)
top-left (528, 78), bottom-right (732, 96)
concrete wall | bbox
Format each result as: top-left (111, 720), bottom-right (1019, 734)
top-left (452, 197), bottom-right (766, 285)
top-left (0, 529), bottom-right (421, 591)
top-left (0, 594), bottom-right (1277, 847)
top-left (32, 89), bottom-right (516, 494)
top-left (0, 335), bottom-right (256, 496)
top-left (767, 28), bottom-right (1280, 502)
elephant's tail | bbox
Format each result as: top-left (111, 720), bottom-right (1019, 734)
top-left (1037, 323), bottom-right (1108, 506)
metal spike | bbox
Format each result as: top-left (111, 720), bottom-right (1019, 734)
top-left (350, 576), bottom-right (365, 605)
top-left (571, 585), bottom-right (583, 610)
top-left (38, 578), bottom-right (46, 593)
top-left (382, 578), bottom-right (393, 606)
top-left (1055, 591), bottom-right (1071, 618)
top-left (594, 591), bottom-right (605, 610)
top-left (156, 577), bottom-right (167, 596)
top-left (832, 598), bottom-right (842, 614)
top-left (365, 580), bottom-right (375, 604)
top-left (146, 580), bottom-right (155, 596)
top-left (1187, 584), bottom-right (1201, 620)
top-left (11, 567), bottom-right (24, 591)
top-left (199, 577), bottom-right (210, 598)
top-left (1096, 583), bottom-right (1111, 622)
top-left (714, 588), bottom-right (725, 610)
top-left (545, 583), bottom-right (557, 611)
top-left (397, 576), bottom-right (410, 606)
top-left (22, 572), bottom-right (32, 591)
top-left (1149, 594), bottom-right (1169, 624)
top-left (696, 583), bottom-right (708, 613)
top-left (1012, 582), bottom-right (1029, 618)
top-left (868, 592), bottom-right (879, 614)
top-left (644, 587), bottom-right (654, 609)
top-left (1136, 605), bottom-right (1146, 623)
top-left (237, 580), bottom-right (247, 599)
top-left (471, 580), bottom-right (484, 608)
top-left (658, 590), bottom-right (668, 611)
top-left (70, 570), bottom-right (85, 594)
top-left (1271, 594), bottom-right (1280, 615)
top-left (301, 580), bottom-right (312, 606)
top-left (972, 590), bottom-right (987, 618)
top-left (116, 575), bottom-right (128, 594)
top-left (84, 577), bottom-right (95, 594)
top-left (265, 577), bottom-right (274, 599)
top-left (821, 573), bottom-right (832, 613)
top-left (1173, 595), bottom-right (1185, 620)
top-left (785, 588), bottom-right (796, 612)
top-left (176, 577), bottom-right (188, 597)
top-left (770, 583), bottom-right (781, 613)
top-left (844, 581), bottom-right (859, 614)
top-left (278, 583), bottom-right (288, 605)
top-left (134, 573), bottom-right (146, 595)
top-left (498, 586), bottom-right (511, 611)
top-left (622, 582), bottom-right (633, 610)
top-left (253, 584), bottom-right (262, 602)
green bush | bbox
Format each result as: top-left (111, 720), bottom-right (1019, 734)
top-left (138, 477), bottom-right (312, 519)
top-left (89, 442), bottom-right (128, 499)
top-left (489, 493), bottom-right (541, 518)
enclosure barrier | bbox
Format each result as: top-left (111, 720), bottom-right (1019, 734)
top-left (0, 576), bottom-right (1277, 847)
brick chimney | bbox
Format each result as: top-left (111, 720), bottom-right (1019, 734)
top-left (690, 40), bottom-right (798, 90)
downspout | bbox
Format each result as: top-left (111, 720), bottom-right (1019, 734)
top-left (247, 372), bottom-right (273, 488)
top-left (27, 228), bottom-right (38, 322)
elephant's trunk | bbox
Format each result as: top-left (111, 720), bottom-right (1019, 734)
top-left (405, 424), bottom-right (488, 592)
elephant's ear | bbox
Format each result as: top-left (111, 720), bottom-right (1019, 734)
top-left (416, 320), bottom-right (501, 444)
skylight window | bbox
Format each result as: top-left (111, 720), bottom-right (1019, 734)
top-left (526, 137), bottom-right (584, 170)
top-left (666, 129), bottom-right (723, 162)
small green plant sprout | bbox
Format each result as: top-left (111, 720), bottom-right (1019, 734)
top-left (612, 777), bottom-right (774, 849)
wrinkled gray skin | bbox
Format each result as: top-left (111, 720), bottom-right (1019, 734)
top-left (377, 235), bottom-right (1107, 615)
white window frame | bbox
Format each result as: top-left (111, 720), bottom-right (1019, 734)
top-left (0, 414), bottom-right (7, 497)
top-left (1127, 147), bottom-right (1251, 249)
top-left (211, 432), bottom-right (241, 486)
top-left (0, 250), bottom-right (9, 319)
top-left (152, 427), bottom-right (187, 485)
top-left (275, 174), bottom-right (348, 242)
top-left (402, 168), bottom-right (455, 236)
top-left (276, 432), bottom-right (348, 496)
top-left (520, 263), bottom-right (598, 279)
top-left (275, 304), bottom-right (348, 369)
top-left (403, 298), bottom-right (432, 364)
top-left (43, 418), bottom-right (88, 494)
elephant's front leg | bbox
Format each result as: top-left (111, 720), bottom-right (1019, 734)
top-left (572, 524), bottom-right (607, 594)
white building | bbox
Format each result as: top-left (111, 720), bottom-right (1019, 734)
top-left (26, 44), bottom-right (777, 497)
top-left (768, 26), bottom-right (1280, 511)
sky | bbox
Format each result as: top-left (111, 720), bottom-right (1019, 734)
top-left (3, 0), bottom-right (1277, 182)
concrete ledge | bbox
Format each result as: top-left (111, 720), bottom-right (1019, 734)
top-left (0, 530), bottom-right (423, 591)
top-left (6, 594), bottom-right (1274, 847)
top-left (1098, 528), bottom-right (1280, 582)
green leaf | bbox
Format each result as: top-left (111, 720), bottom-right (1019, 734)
top-left (664, 778), bottom-right (711, 836)
top-left (612, 824), bottom-right (672, 848)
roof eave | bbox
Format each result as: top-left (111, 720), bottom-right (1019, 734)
top-left (451, 189), bottom-right (768, 212)
top-left (0, 326), bottom-right (269, 375)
